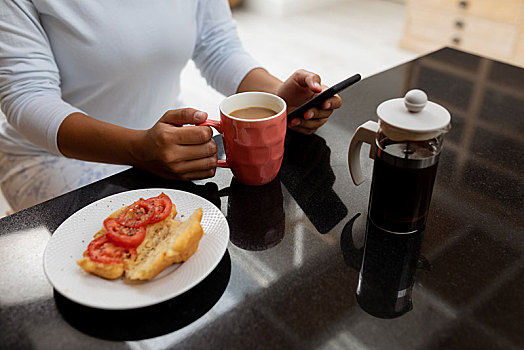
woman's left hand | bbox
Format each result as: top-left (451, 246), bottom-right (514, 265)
top-left (277, 69), bottom-right (342, 134)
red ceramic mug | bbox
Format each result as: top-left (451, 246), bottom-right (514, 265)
top-left (200, 92), bottom-right (287, 186)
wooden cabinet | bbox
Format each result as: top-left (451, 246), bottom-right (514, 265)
top-left (400, 0), bottom-right (524, 67)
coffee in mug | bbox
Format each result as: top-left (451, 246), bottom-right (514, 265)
top-left (229, 107), bottom-right (278, 120)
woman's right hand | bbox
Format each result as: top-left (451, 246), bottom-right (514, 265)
top-left (131, 108), bottom-right (218, 181)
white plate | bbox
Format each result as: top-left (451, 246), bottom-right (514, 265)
top-left (43, 188), bottom-right (229, 310)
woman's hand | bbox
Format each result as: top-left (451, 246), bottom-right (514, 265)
top-left (277, 69), bottom-right (342, 134)
top-left (131, 108), bottom-right (217, 180)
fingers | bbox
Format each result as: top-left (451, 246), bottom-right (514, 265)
top-left (289, 117), bottom-right (329, 135)
top-left (293, 69), bottom-right (322, 93)
top-left (320, 94), bottom-right (343, 110)
top-left (302, 107), bottom-right (333, 120)
top-left (171, 124), bottom-right (214, 145)
top-left (290, 90), bottom-right (342, 127)
top-left (153, 108), bottom-right (213, 146)
top-left (138, 109), bottom-right (219, 180)
top-left (292, 93), bottom-right (341, 121)
top-left (288, 99), bottom-right (333, 133)
top-left (168, 153), bottom-right (218, 179)
top-left (138, 139), bottom-right (218, 181)
top-left (160, 108), bottom-right (208, 126)
top-left (171, 140), bottom-right (217, 162)
top-left (289, 116), bottom-right (328, 129)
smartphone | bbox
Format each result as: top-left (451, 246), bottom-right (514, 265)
top-left (287, 73), bottom-right (361, 120)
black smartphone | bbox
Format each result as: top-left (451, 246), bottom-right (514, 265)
top-left (287, 73), bottom-right (361, 120)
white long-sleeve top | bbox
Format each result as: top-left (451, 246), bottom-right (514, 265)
top-left (0, 0), bottom-right (260, 156)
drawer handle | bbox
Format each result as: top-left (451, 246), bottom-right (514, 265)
top-left (455, 20), bottom-right (464, 29)
top-left (458, 1), bottom-right (468, 8)
top-left (452, 37), bottom-right (461, 45)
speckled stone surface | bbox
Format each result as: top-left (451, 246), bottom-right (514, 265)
top-left (1, 48), bottom-right (523, 350)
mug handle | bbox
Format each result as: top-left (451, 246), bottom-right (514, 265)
top-left (198, 119), bottom-right (229, 168)
top-left (348, 121), bottom-right (379, 185)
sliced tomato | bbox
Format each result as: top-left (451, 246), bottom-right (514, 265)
top-left (146, 193), bottom-right (173, 224)
top-left (104, 218), bottom-right (146, 248)
top-left (117, 199), bottom-right (154, 227)
top-left (87, 235), bottom-right (131, 264)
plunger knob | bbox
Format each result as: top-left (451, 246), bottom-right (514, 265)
top-left (404, 89), bottom-right (428, 113)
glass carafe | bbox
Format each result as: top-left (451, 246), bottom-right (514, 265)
top-left (348, 89), bottom-right (451, 234)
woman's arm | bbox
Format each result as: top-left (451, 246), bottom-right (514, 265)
top-left (57, 112), bottom-right (141, 165)
top-left (236, 68), bottom-right (282, 94)
top-left (57, 109), bottom-right (218, 181)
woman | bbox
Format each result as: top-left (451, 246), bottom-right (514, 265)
top-left (0, 0), bottom-right (341, 211)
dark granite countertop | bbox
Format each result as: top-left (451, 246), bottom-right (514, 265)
top-left (0, 48), bottom-right (523, 350)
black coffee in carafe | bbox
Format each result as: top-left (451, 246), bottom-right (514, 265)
top-left (349, 89), bottom-right (450, 235)
top-left (368, 140), bottom-right (439, 233)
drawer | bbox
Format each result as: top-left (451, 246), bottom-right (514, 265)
top-left (405, 8), bottom-right (457, 43)
top-left (405, 8), bottom-right (517, 58)
top-left (513, 31), bottom-right (524, 66)
top-left (457, 16), bottom-right (517, 58)
top-left (406, 0), bottom-right (523, 23)
top-left (520, 4), bottom-right (524, 31)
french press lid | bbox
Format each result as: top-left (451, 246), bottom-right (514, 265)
top-left (377, 90), bottom-right (451, 141)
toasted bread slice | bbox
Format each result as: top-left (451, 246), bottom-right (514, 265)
top-left (77, 199), bottom-right (204, 281)
top-left (77, 257), bottom-right (125, 280)
top-left (125, 208), bottom-right (203, 280)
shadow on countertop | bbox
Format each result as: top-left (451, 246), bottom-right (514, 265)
top-left (55, 250), bottom-right (231, 341)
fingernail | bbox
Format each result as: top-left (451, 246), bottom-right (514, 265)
top-left (195, 111), bottom-right (207, 120)
top-left (314, 82), bottom-right (321, 89)
top-left (305, 110), bottom-right (314, 119)
top-left (324, 102), bottom-right (331, 109)
top-left (291, 118), bottom-right (301, 126)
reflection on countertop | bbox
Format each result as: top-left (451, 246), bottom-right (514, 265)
top-left (224, 177), bottom-right (285, 251)
top-left (280, 131), bottom-right (348, 234)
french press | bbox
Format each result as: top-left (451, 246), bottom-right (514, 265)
top-left (348, 89), bottom-right (451, 233)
